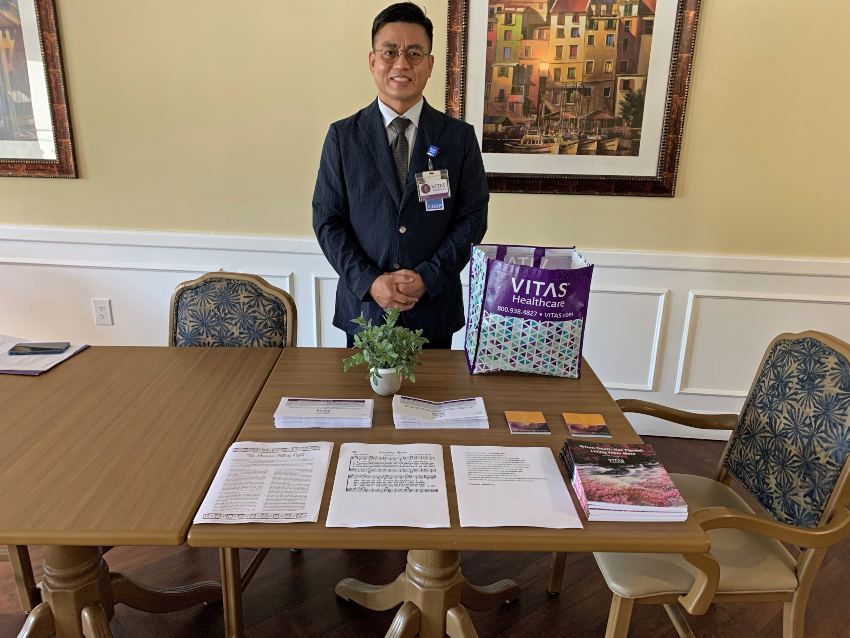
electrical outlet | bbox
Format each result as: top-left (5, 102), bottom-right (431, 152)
top-left (92, 298), bottom-right (113, 326)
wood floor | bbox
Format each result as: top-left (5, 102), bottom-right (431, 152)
top-left (2, 437), bottom-right (848, 637)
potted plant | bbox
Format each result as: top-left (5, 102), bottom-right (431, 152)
top-left (342, 308), bottom-right (428, 395)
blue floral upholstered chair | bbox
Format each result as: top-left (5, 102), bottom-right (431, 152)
top-left (170, 272), bottom-right (298, 594)
top-left (169, 271), bottom-right (296, 348)
top-left (554, 331), bottom-right (850, 638)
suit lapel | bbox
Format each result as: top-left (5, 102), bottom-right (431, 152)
top-left (400, 100), bottom-right (446, 210)
top-left (360, 100), bottom-right (401, 209)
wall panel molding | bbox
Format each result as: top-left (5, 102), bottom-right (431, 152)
top-left (3, 224), bottom-right (849, 439)
top-left (588, 287), bottom-right (669, 392)
top-left (675, 290), bottom-right (850, 398)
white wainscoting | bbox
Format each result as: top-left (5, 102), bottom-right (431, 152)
top-left (2, 224), bottom-right (849, 440)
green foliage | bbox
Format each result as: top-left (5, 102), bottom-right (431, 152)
top-left (342, 308), bottom-right (428, 384)
top-left (618, 89), bottom-right (646, 127)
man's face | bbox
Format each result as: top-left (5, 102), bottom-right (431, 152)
top-left (369, 22), bottom-right (434, 113)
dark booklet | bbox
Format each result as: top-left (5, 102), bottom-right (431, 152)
top-left (560, 440), bottom-right (687, 522)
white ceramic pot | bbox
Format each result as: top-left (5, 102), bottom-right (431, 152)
top-left (370, 367), bottom-right (401, 396)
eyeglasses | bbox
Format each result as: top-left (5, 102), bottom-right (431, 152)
top-left (374, 48), bottom-right (430, 65)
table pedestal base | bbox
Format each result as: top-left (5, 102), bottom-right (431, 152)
top-left (16, 546), bottom-right (222, 638)
top-left (335, 550), bottom-right (520, 638)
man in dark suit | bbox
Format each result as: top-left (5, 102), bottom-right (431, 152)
top-left (312, 2), bottom-right (488, 349)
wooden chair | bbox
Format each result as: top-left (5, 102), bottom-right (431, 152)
top-left (6, 272), bottom-right (298, 613)
top-left (554, 331), bottom-right (850, 637)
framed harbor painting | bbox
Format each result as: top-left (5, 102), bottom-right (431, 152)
top-left (0, 0), bottom-right (76, 177)
top-left (446, 0), bottom-right (700, 196)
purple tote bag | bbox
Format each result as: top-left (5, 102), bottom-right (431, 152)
top-left (465, 244), bottom-right (593, 378)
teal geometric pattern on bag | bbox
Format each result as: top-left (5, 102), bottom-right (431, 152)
top-left (473, 310), bottom-right (584, 378)
top-left (723, 336), bottom-right (850, 528)
top-left (465, 246), bottom-right (489, 358)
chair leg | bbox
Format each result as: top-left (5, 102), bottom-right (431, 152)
top-left (782, 548), bottom-right (826, 638)
top-left (605, 594), bottom-right (634, 638)
top-left (547, 552), bottom-right (567, 595)
top-left (782, 601), bottom-right (804, 638)
top-left (240, 548), bottom-right (270, 592)
top-left (8, 545), bottom-right (41, 612)
top-left (663, 603), bottom-right (696, 638)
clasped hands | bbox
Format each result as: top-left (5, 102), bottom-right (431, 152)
top-left (369, 269), bottom-right (427, 311)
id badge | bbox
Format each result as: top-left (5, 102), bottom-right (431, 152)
top-left (416, 169), bottom-right (451, 204)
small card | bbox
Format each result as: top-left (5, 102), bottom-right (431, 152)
top-left (506, 411), bottom-right (550, 435)
top-left (425, 198), bottom-right (445, 211)
top-left (563, 412), bottom-right (611, 437)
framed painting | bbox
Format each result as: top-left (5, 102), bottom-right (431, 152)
top-left (0, 0), bottom-right (76, 177)
top-left (446, 0), bottom-right (700, 196)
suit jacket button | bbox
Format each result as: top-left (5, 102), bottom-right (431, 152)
top-left (399, 226), bottom-right (407, 234)
top-left (393, 262), bottom-right (400, 269)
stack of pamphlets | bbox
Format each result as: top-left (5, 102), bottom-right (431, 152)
top-left (273, 397), bottom-right (373, 428)
top-left (392, 395), bottom-right (489, 429)
top-left (559, 440), bottom-right (688, 522)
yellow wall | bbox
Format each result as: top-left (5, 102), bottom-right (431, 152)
top-left (2, 0), bottom-right (849, 258)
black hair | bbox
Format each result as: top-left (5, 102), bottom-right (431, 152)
top-left (371, 3), bottom-right (433, 51)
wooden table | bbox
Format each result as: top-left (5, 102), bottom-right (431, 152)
top-left (0, 346), bottom-right (280, 638)
top-left (189, 348), bottom-right (710, 638)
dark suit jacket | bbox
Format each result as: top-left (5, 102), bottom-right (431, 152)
top-left (312, 99), bottom-right (489, 338)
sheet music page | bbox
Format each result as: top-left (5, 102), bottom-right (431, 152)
top-left (450, 446), bottom-right (583, 528)
top-left (193, 441), bottom-right (333, 524)
top-left (326, 443), bottom-right (450, 528)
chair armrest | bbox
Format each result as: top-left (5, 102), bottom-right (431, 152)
top-left (616, 399), bottom-right (738, 431)
top-left (691, 506), bottom-right (850, 548)
top-left (678, 552), bottom-right (719, 616)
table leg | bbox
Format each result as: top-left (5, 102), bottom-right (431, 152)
top-left (336, 550), bottom-right (520, 638)
top-left (8, 544), bottom-right (41, 612)
top-left (110, 572), bottom-right (221, 612)
top-left (459, 580), bottom-right (520, 611)
top-left (446, 605), bottom-right (480, 638)
top-left (25, 544), bottom-right (225, 638)
top-left (386, 601), bottom-right (420, 638)
top-left (335, 573), bottom-right (406, 611)
top-left (14, 601), bottom-right (54, 638)
top-left (547, 552), bottom-right (567, 595)
top-left (39, 546), bottom-right (114, 638)
top-left (80, 603), bottom-right (113, 638)
top-left (219, 548), bottom-right (244, 638)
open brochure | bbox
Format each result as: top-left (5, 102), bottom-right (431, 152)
top-left (392, 395), bottom-right (489, 429)
top-left (0, 335), bottom-right (88, 376)
top-left (193, 442), bottom-right (333, 524)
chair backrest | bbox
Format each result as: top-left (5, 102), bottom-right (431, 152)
top-left (169, 272), bottom-right (297, 348)
top-left (722, 331), bottom-right (850, 529)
